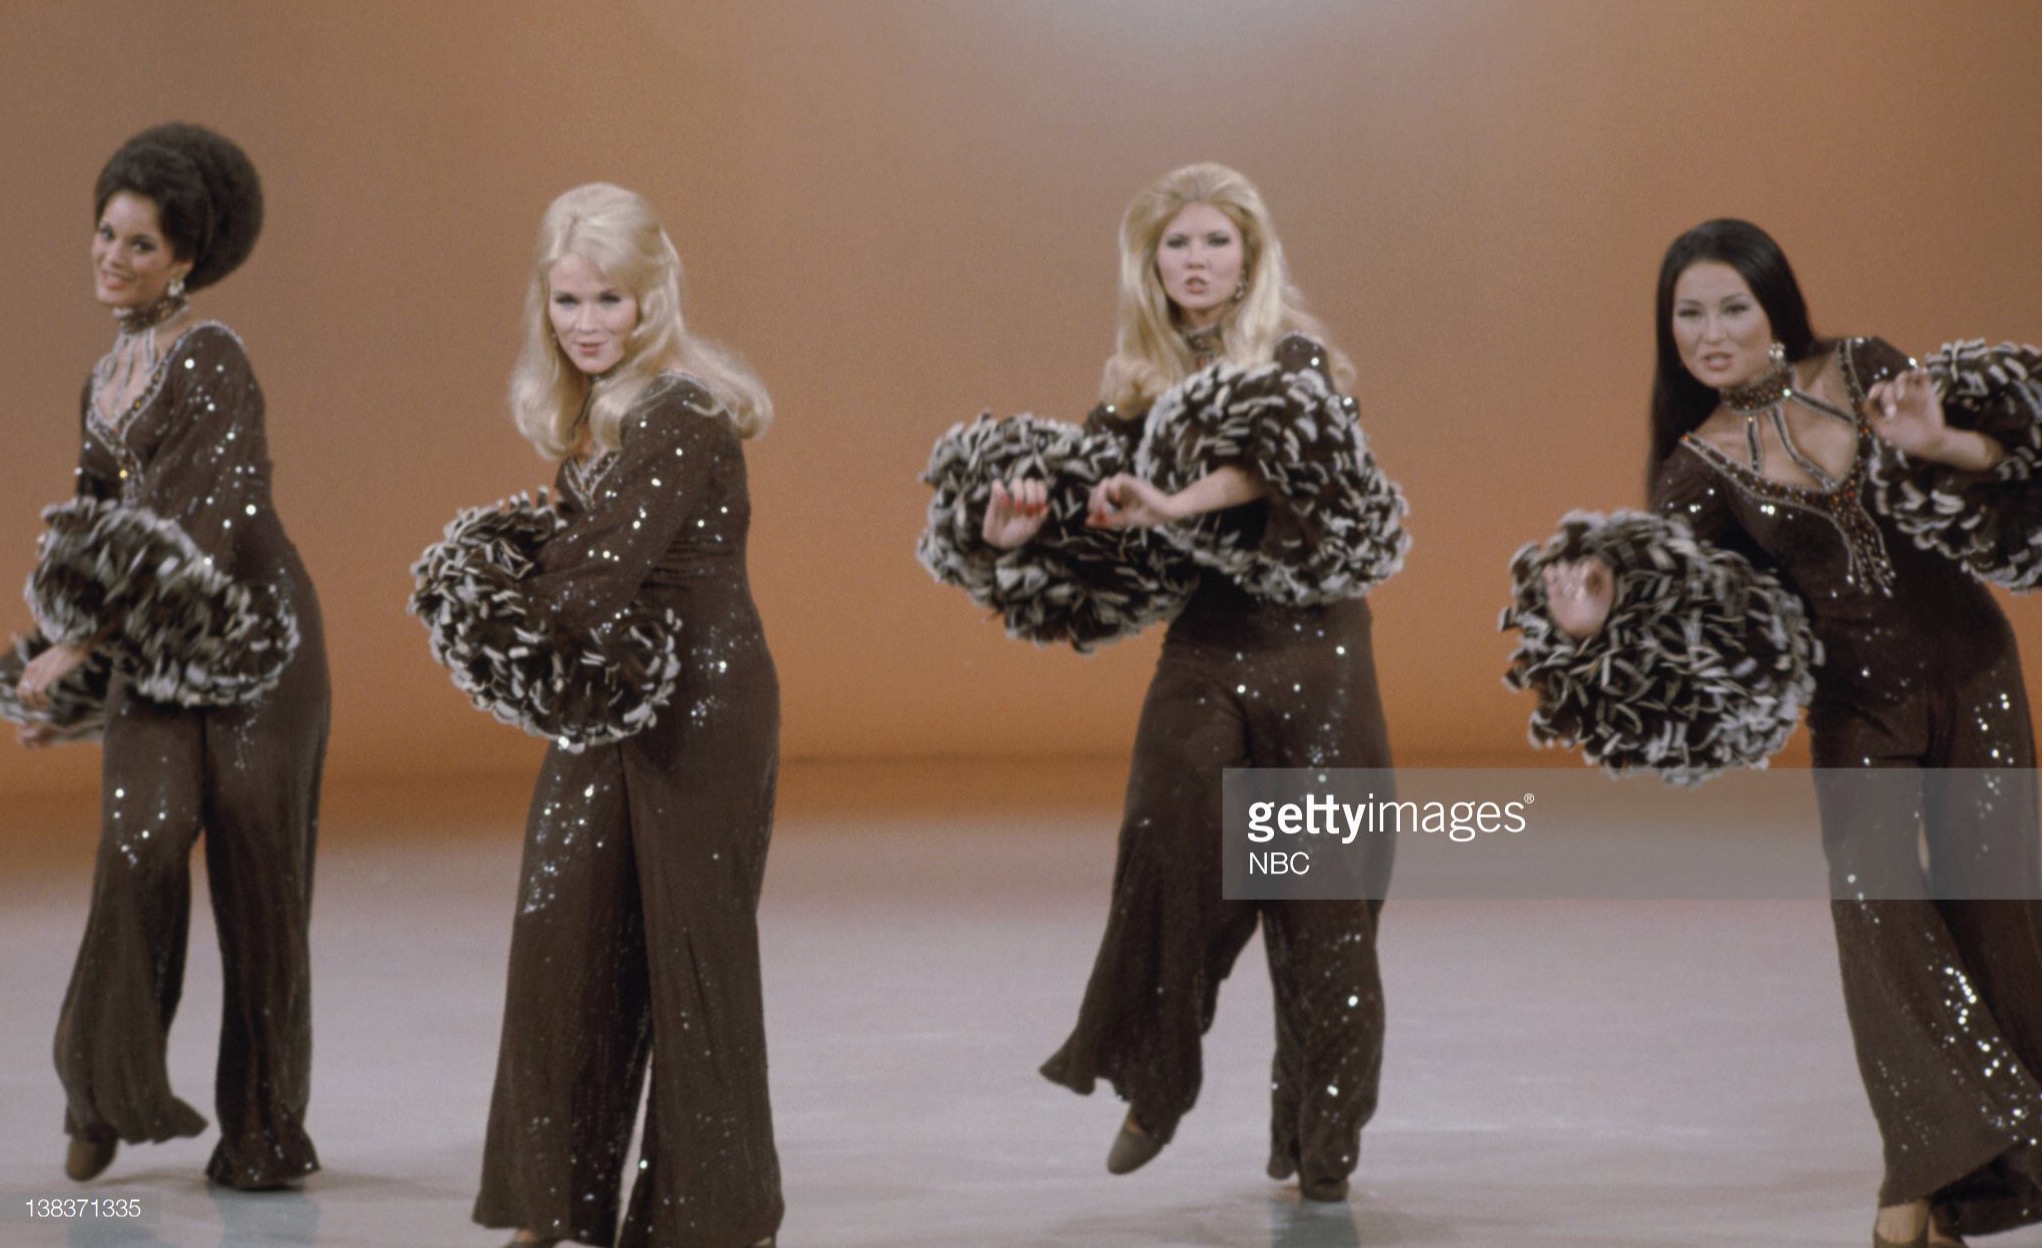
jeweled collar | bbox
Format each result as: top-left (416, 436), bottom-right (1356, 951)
top-left (1180, 321), bottom-right (1226, 365)
top-left (112, 291), bottom-right (189, 334)
top-left (1721, 357), bottom-right (1794, 413)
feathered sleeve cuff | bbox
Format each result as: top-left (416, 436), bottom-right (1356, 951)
top-left (1869, 340), bottom-right (2042, 589)
top-left (1500, 510), bottom-right (1819, 785)
top-left (0, 631), bottom-right (112, 744)
top-left (26, 496), bottom-right (298, 707)
top-left (409, 491), bottom-right (684, 751)
top-left (917, 414), bottom-right (1192, 652)
top-left (1135, 360), bottom-right (1409, 605)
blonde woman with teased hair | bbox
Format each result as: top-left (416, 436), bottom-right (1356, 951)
top-left (1101, 160), bottom-right (1353, 411)
top-left (919, 162), bottom-right (1408, 1199)
top-left (414, 182), bottom-right (780, 1248)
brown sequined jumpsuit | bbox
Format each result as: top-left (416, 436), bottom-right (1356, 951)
top-left (472, 376), bottom-right (783, 1248)
top-left (1658, 337), bottom-right (2042, 1233)
top-left (1039, 339), bottom-right (1397, 1191)
top-left (58, 321), bottom-right (329, 1188)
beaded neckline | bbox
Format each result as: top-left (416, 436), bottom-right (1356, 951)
top-left (1181, 322), bottom-right (1225, 367)
top-left (1721, 358), bottom-right (1794, 413)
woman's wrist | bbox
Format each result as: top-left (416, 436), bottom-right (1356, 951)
top-left (1925, 428), bottom-right (2005, 472)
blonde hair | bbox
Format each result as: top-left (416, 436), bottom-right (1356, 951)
top-left (1100, 162), bottom-right (1353, 410)
top-left (511, 183), bottom-right (771, 459)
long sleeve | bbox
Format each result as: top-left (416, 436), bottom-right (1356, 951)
top-left (72, 379), bottom-right (118, 503)
top-left (917, 411), bottom-right (1192, 652)
top-left (1134, 333), bottom-right (1408, 605)
top-left (1501, 452), bottom-right (1819, 784)
top-left (0, 387), bottom-right (124, 741)
top-left (1862, 336), bottom-right (2042, 589)
top-left (410, 382), bottom-right (738, 749)
top-left (22, 326), bottom-right (297, 708)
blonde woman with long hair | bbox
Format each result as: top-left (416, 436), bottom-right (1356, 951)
top-left (413, 183), bottom-right (780, 1248)
top-left (920, 163), bottom-right (1409, 1199)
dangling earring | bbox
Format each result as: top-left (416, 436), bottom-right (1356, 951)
top-left (1767, 341), bottom-right (1787, 368)
top-left (1231, 275), bottom-right (1248, 304)
top-left (167, 275), bottom-right (187, 300)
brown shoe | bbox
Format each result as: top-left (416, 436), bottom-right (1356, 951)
top-left (1104, 1112), bottom-right (1165, 1175)
top-left (64, 1130), bottom-right (117, 1182)
top-left (1299, 1177), bottom-right (1349, 1203)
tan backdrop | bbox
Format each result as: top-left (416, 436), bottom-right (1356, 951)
top-left (2, 0), bottom-right (2040, 802)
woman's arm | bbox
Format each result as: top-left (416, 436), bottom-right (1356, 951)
top-left (1867, 367), bottom-right (2004, 470)
top-left (1084, 464), bottom-right (1266, 530)
top-left (25, 326), bottom-right (296, 708)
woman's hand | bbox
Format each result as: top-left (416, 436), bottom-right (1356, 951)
top-left (982, 478), bottom-right (1049, 550)
top-left (1542, 558), bottom-right (1614, 639)
top-left (17, 642), bottom-right (88, 712)
top-left (1087, 474), bottom-right (1183, 530)
top-left (1867, 369), bottom-right (2005, 471)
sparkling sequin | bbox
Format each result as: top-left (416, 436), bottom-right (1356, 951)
top-left (1042, 334), bottom-right (1394, 1192)
top-left (477, 371), bottom-right (782, 1242)
top-left (61, 320), bottom-right (325, 1190)
top-left (1661, 337), bottom-right (2042, 1217)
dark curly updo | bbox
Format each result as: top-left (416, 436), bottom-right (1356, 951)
top-left (94, 123), bottom-right (263, 292)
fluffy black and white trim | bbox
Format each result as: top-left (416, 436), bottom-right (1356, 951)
top-left (1868, 340), bottom-right (2042, 589)
top-left (1500, 510), bottom-right (1819, 785)
top-left (409, 491), bottom-right (684, 751)
top-left (0, 630), bottom-right (112, 744)
top-left (918, 413), bottom-right (1193, 651)
top-left (1134, 360), bottom-right (1409, 605)
top-left (27, 497), bottom-right (298, 707)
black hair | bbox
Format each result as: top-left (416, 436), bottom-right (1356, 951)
top-left (93, 123), bottom-right (263, 292)
top-left (1647, 218), bottom-right (1822, 490)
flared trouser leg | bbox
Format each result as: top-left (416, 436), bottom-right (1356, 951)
top-left (1814, 647), bottom-right (2042, 1230)
top-left (1252, 601), bottom-right (1394, 1188)
top-left (1262, 896), bottom-right (1386, 1188)
top-left (476, 746), bottom-right (651, 1247)
top-left (199, 650), bottom-right (326, 1189)
top-left (617, 692), bottom-right (782, 1248)
top-left (56, 684), bottom-right (210, 1147)
top-left (1040, 646), bottom-right (1259, 1140)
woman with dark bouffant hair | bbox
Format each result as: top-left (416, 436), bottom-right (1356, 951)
top-left (919, 163), bottom-right (1408, 1201)
top-left (412, 183), bottom-right (780, 1248)
top-left (1505, 218), bottom-right (2042, 1246)
top-left (0, 123), bottom-right (328, 1189)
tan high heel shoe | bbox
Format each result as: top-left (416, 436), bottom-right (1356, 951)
top-left (1872, 1200), bottom-right (1928, 1248)
top-left (63, 1130), bottom-right (117, 1183)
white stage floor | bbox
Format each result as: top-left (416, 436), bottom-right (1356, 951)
top-left (3, 793), bottom-right (2039, 1247)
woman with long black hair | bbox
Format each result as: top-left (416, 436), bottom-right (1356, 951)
top-left (1507, 217), bottom-right (2042, 1246)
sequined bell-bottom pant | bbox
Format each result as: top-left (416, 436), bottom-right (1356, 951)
top-left (1040, 594), bottom-right (1395, 1188)
top-left (1811, 641), bottom-right (2042, 1234)
top-left (55, 619), bottom-right (328, 1190)
top-left (474, 677), bottom-right (782, 1248)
